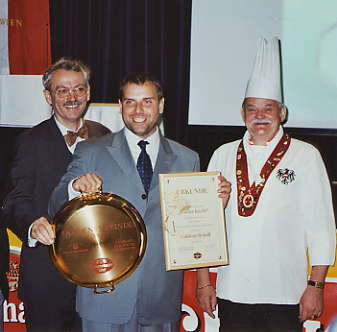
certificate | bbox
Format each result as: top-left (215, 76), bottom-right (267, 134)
top-left (159, 171), bottom-right (228, 271)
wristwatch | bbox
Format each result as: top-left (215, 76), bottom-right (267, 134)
top-left (307, 280), bottom-right (325, 289)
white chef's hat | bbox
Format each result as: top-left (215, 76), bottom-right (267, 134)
top-left (245, 37), bottom-right (282, 103)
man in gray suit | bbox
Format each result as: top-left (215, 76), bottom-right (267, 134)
top-left (49, 72), bottom-right (231, 332)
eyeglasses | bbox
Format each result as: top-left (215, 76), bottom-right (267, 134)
top-left (52, 86), bottom-right (88, 99)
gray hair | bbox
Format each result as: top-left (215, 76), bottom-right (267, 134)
top-left (42, 57), bottom-right (90, 91)
top-left (242, 99), bottom-right (285, 109)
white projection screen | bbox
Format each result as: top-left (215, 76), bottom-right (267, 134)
top-left (189, 0), bottom-right (337, 129)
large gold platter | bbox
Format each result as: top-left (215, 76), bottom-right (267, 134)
top-left (50, 192), bottom-right (147, 293)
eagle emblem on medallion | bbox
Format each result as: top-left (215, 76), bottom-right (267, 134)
top-left (276, 168), bottom-right (295, 184)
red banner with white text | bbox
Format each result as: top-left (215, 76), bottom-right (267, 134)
top-left (5, 230), bottom-right (337, 332)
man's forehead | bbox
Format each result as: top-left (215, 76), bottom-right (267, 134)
top-left (51, 69), bottom-right (85, 83)
top-left (122, 82), bottom-right (157, 97)
top-left (123, 96), bottom-right (155, 100)
top-left (243, 97), bottom-right (279, 106)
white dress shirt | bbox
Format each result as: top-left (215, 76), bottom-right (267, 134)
top-left (54, 117), bottom-right (85, 153)
top-left (124, 126), bottom-right (160, 168)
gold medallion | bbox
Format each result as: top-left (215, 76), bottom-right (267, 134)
top-left (242, 194), bottom-right (254, 208)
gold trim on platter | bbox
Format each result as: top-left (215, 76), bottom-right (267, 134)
top-left (50, 192), bottom-right (147, 293)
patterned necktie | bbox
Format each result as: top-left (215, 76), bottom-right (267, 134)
top-left (136, 140), bottom-right (153, 194)
top-left (64, 124), bottom-right (89, 146)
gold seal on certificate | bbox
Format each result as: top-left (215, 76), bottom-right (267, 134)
top-left (159, 171), bottom-right (228, 271)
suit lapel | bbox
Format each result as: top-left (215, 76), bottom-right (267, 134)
top-left (151, 135), bottom-right (177, 191)
top-left (105, 131), bottom-right (144, 191)
top-left (105, 131), bottom-right (134, 175)
top-left (105, 131), bottom-right (177, 193)
top-left (45, 117), bottom-right (72, 162)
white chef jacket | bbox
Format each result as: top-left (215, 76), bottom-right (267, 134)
top-left (208, 129), bottom-right (336, 304)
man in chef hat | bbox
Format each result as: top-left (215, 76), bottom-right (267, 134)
top-left (196, 37), bottom-right (336, 331)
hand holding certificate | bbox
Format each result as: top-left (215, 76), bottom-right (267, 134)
top-left (159, 171), bottom-right (228, 271)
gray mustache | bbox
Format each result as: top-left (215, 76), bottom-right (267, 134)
top-left (64, 101), bottom-right (81, 107)
top-left (252, 119), bottom-right (272, 124)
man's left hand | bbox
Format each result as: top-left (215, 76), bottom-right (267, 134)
top-left (217, 175), bottom-right (231, 207)
top-left (299, 285), bottom-right (324, 322)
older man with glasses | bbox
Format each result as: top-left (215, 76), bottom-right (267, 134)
top-left (3, 58), bottom-right (110, 332)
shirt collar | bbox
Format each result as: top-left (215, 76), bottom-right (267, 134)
top-left (243, 127), bottom-right (284, 149)
top-left (124, 126), bottom-right (160, 146)
top-left (124, 126), bottom-right (160, 167)
top-left (54, 116), bottom-right (83, 136)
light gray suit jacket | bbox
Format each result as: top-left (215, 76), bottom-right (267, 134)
top-left (49, 129), bottom-right (200, 325)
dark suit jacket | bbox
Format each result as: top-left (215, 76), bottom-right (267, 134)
top-left (3, 117), bottom-right (110, 303)
top-left (0, 218), bottom-right (9, 299)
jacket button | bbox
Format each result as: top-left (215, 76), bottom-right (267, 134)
top-left (141, 193), bottom-right (147, 200)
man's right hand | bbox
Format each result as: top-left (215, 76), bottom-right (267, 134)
top-left (31, 216), bottom-right (55, 245)
top-left (72, 173), bottom-right (102, 193)
top-left (196, 285), bottom-right (217, 319)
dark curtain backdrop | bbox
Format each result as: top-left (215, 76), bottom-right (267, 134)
top-left (49, 0), bottom-right (192, 143)
top-left (3, 0), bottom-right (337, 201)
